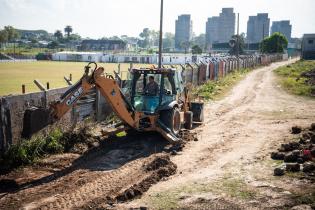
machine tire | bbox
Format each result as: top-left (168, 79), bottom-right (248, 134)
top-left (184, 111), bottom-right (193, 129)
top-left (159, 108), bottom-right (181, 136)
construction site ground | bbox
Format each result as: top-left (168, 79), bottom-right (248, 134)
top-left (1, 59), bottom-right (315, 209)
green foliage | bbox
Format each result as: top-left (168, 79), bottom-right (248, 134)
top-left (0, 30), bottom-right (8, 43)
top-left (274, 60), bottom-right (315, 96)
top-left (47, 41), bottom-right (59, 49)
top-left (0, 25), bottom-right (20, 43)
top-left (229, 34), bottom-right (245, 55)
top-left (4, 26), bottom-right (20, 41)
top-left (191, 45), bottom-right (202, 54)
top-left (163, 32), bottom-right (175, 50)
top-left (180, 41), bottom-right (191, 53)
top-left (139, 28), bottom-right (160, 48)
top-left (54, 30), bottom-right (63, 41)
top-left (260, 32), bottom-right (288, 53)
top-left (192, 33), bottom-right (206, 50)
top-left (291, 191), bottom-right (315, 206)
top-left (220, 178), bottom-right (256, 199)
top-left (44, 129), bottom-right (64, 153)
top-left (195, 68), bottom-right (251, 100)
top-left (64, 25), bottom-right (73, 37)
top-left (1, 129), bottom-right (64, 167)
top-left (67, 33), bottom-right (81, 41)
top-left (148, 48), bottom-right (154, 54)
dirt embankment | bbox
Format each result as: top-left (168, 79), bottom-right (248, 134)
top-left (0, 129), bottom-right (197, 209)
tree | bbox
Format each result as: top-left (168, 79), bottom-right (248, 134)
top-left (229, 34), bottom-right (245, 55)
top-left (192, 45), bottom-right (202, 54)
top-left (163, 32), bottom-right (175, 50)
top-left (260, 32), bottom-right (288, 53)
top-left (0, 30), bottom-right (8, 45)
top-left (109, 36), bottom-right (121, 40)
top-left (192, 34), bottom-right (206, 50)
top-left (47, 41), bottom-right (59, 49)
top-left (54, 30), bottom-right (63, 41)
top-left (138, 28), bottom-right (162, 49)
top-left (139, 28), bottom-right (150, 48)
top-left (68, 33), bottom-right (81, 41)
top-left (3, 26), bottom-right (19, 42)
top-left (150, 30), bottom-right (159, 46)
top-left (180, 41), bottom-right (191, 54)
top-left (64, 25), bottom-right (73, 38)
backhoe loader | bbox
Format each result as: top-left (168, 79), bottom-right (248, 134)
top-left (22, 62), bottom-right (204, 143)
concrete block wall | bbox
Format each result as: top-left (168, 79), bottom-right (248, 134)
top-left (0, 87), bottom-right (111, 154)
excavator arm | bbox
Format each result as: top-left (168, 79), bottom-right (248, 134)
top-left (22, 62), bottom-right (138, 138)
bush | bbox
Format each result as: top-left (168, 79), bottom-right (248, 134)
top-left (1, 129), bottom-right (64, 168)
top-left (194, 68), bottom-right (250, 100)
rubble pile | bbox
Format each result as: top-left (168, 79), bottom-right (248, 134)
top-left (272, 123), bottom-right (315, 177)
top-left (300, 68), bottom-right (315, 96)
top-left (301, 68), bottom-right (315, 86)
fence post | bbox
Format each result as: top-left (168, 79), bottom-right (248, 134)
top-left (69, 73), bottom-right (72, 81)
top-left (22, 84), bottom-right (25, 94)
top-left (118, 63), bottom-right (121, 74)
top-left (46, 82), bottom-right (50, 90)
top-left (0, 98), bottom-right (4, 154)
top-left (34, 79), bottom-right (46, 91)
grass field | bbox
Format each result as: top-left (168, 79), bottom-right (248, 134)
top-left (274, 60), bottom-right (315, 97)
top-left (2, 47), bottom-right (50, 56)
top-left (0, 61), bottom-right (149, 96)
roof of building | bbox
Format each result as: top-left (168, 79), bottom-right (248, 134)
top-left (53, 51), bottom-right (103, 55)
top-left (303, 34), bottom-right (315, 38)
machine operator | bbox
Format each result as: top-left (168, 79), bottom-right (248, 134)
top-left (144, 76), bottom-right (159, 95)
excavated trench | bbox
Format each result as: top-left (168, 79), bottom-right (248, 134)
top-left (0, 129), bottom-right (197, 209)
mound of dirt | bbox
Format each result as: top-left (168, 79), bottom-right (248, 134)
top-left (117, 155), bottom-right (177, 202)
top-left (300, 69), bottom-right (315, 96)
top-left (301, 69), bottom-right (315, 85)
top-left (60, 125), bottom-right (104, 154)
top-left (272, 123), bottom-right (315, 177)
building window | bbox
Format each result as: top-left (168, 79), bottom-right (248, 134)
top-left (308, 39), bottom-right (314, 44)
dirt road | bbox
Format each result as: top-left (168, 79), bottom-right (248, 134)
top-left (1, 59), bottom-right (314, 209)
top-left (121, 59), bottom-right (315, 209)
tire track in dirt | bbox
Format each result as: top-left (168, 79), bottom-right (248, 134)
top-left (0, 133), bottom-right (182, 209)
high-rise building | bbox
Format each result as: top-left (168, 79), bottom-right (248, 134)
top-left (247, 13), bottom-right (270, 43)
top-left (206, 8), bottom-right (235, 47)
top-left (271, 20), bottom-right (292, 41)
top-left (175, 14), bottom-right (193, 50)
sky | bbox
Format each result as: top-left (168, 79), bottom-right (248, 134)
top-left (0, 0), bottom-right (314, 39)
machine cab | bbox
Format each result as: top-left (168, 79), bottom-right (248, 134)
top-left (126, 68), bottom-right (183, 114)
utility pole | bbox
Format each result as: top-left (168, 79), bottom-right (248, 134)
top-left (237, 13), bottom-right (240, 70)
top-left (262, 23), bottom-right (265, 40)
top-left (158, 0), bottom-right (163, 68)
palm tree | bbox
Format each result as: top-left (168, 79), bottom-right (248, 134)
top-left (54, 30), bottom-right (63, 40)
top-left (180, 41), bottom-right (191, 54)
top-left (64, 26), bottom-right (73, 38)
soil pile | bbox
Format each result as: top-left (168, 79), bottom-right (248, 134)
top-left (271, 123), bottom-right (315, 177)
top-left (301, 69), bottom-right (315, 86)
